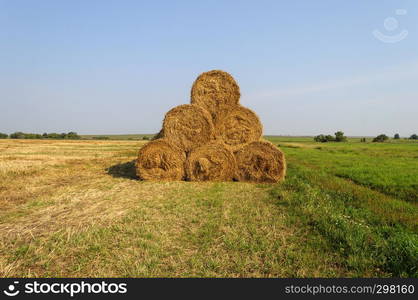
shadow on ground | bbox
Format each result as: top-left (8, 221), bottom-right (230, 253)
top-left (106, 160), bottom-right (138, 180)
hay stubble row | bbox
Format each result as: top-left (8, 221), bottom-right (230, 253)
top-left (136, 70), bottom-right (286, 183)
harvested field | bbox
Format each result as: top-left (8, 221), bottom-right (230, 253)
top-left (0, 138), bottom-right (417, 277)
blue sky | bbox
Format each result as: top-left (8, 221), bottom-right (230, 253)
top-left (1, 0), bottom-right (417, 136)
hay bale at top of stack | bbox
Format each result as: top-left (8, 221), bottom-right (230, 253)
top-left (136, 139), bottom-right (186, 181)
top-left (185, 141), bottom-right (237, 181)
top-left (235, 140), bottom-right (286, 183)
top-left (215, 105), bottom-right (263, 152)
top-left (191, 70), bottom-right (240, 121)
top-left (162, 104), bottom-right (215, 152)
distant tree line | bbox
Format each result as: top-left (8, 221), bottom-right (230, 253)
top-left (373, 133), bottom-right (418, 142)
top-left (0, 132), bottom-right (81, 139)
top-left (314, 131), bottom-right (347, 143)
top-left (312, 131), bottom-right (418, 143)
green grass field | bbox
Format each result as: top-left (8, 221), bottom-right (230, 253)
top-left (0, 137), bottom-right (417, 277)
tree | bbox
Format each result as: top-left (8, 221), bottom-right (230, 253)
top-left (394, 133), bottom-right (400, 139)
top-left (409, 134), bottom-right (418, 140)
top-left (373, 134), bottom-right (389, 142)
top-left (314, 134), bottom-right (327, 142)
top-left (314, 131), bottom-right (347, 143)
top-left (46, 133), bottom-right (60, 139)
top-left (335, 131), bottom-right (347, 142)
top-left (325, 135), bottom-right (335, 142)
top-left (314, 134), bottom-right (335, 142)
top-left (360, 138), bottom-right (367, 142)
top-left (0, 133), bottom-right (8, 139)
top-left (67, 132), bottom-right (81, 139)
top-left (10, 132), bottom-right (25, 139)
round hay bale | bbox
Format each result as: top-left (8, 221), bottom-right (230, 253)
top-left (191, 70), bottom-right (240, 120)
top-left (215, 105), bottom-right (263, 152)
top-left (162, 104), bottom-right (215, 152)
top-left (235, 140), bottom-right (286, 183)
top-left (185, 141), bottom-right (237, 181)
top-left (136, 139), bottom-right (186, 181)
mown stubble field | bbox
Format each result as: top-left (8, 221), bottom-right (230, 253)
top-left (0, 138), bottom-right (417, 277)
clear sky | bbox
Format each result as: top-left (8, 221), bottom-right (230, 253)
top-left (1, 0), bottom-right (417, 136)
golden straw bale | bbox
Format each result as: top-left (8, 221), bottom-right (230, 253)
top-left (235, 140), bottom-right (286, 183)
top-left (215, 105), bottom-right (263, 152)
top-left (162, 104), bottom-right (215, 152)
top-left (191, 70), bottom-right (240, 120)
top-left (185, 141), bottom-right (237, 181)
top-left (136, 139), bottom-right (186, 181)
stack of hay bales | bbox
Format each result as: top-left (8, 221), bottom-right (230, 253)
top-left (136, 70), bottom-right (286, 183)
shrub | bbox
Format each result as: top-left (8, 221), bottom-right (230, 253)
top-left (394, 133), bottom-right (400, 139)
top-left (44, 133), bottom-right (61, 139)
top-left (0, 133), bottom-right (8, 139)
top-left (335, 131), bottom-right (347, 142)
top-left (67, 132), bottom-right (81, 139)
top-left (360, 138), bottom-right (367, 142)
top-left (314, 134), bottom-right (334, 142)
top-left (314, 134), bottom-right (325, 142)
top-left (10, 132), bottom-right (26, 139)
top-left (325, 135), bottom-right (335, 142)
top-left (142, 136), bottom-right (150, 140)
top-left (409, 134), bottom-right (418, 140)
top-left (10, 132), bottom-right (43, 139)
top-left (314, 132), bottom-right (347, 143)
top-left (373, 134), bottom-right (389, 143)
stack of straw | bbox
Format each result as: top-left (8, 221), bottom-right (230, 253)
top-left (136, 70), bottom-right (286, 183)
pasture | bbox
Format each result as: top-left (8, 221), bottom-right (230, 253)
top-left (0, 137), bottom-right (417, 277)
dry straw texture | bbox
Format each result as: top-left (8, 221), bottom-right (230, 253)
top-left (162, 104), bottom-right (215, 152)
top-left (215, 105), bottom-right (263, 152)
top-left (235, 140), bottom-right (287, 183)
top-left (191, 70), bottom-right (240, 121)
top-left (185, 141), bottom-right (237, 181)
top-left (136, 139), bottom-right (186, 181)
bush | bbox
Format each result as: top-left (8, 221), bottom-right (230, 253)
top-left (394, 133), bottom-right (400, 139)
top-left (373, 134), bottom-right (389, 143)
top-left (409, 134), bottom-right (418, 140)
top-left (314, 131), bottom-right (347, 143)
top-left (335, 131), bottom-right (347, 142)
top-left (93, 136), bottom-right (110, 140)
top-left (360, 138), bottom-right (367, 143)
top-left (67, 132), bottom-right (81, 139)
top-left (10, 132), bottom-right (42, 139)
top-left (0, 133), bottom-right (8, 139)
top-left (46, 133), bottom-right (61, 139)
top-left (142, 136), bottom-right (150, 140)
top-left (10, 132), bottom-right (26, 139)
